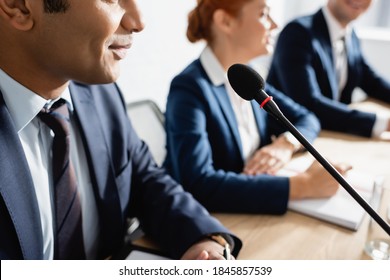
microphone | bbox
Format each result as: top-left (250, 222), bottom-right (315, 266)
top-left (227, 63), bottom-right (390, 236)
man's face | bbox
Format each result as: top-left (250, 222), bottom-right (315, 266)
top-left (328, 0), bottom-right (372, 26)
top-left (30, 0), bottom-right (144, 85)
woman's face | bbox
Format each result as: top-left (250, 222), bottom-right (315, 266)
top-left (229, 0), bottom-right (277, 60)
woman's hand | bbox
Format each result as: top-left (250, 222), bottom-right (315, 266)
top-left (244, 135), bottom-right (297, 175)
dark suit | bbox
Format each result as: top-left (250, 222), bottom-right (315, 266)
top-left (164, 59), bottom-right (320, 214)
top-left (0, 82), bottom-right (241, 259)
top-left (267, 9), bottom-right (390, 137)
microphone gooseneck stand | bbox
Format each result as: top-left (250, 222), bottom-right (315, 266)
top-left (261, 96), bottom-right (390, 236)
top-left (227, 63), bottom-right (390, 236)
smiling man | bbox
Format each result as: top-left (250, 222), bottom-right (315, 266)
top-left (0, 0), bottom-right (241, 260)
top-left (267, 0), bottom-right (390, 138)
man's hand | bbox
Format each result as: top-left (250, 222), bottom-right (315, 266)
top-left (180, 239), bottom-right (234, 260)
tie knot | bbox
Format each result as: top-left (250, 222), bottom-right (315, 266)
top-left (335, 36), bottom-right (345, 50)
top-left (39, 99), bottom-right (70, 137)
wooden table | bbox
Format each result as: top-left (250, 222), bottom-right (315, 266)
top-left (213, 100), bottom-right (390, 259)
top-left (134, 100), bottom-right (390, 259)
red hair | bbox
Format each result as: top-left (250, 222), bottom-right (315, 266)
top-left (187, 0), bottom-right (253, 44)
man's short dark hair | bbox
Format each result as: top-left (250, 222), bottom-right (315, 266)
top-left (43, 0), bottom-right (69, 13)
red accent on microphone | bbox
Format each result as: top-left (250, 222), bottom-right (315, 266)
top-left (260, 96), bottom-right (273, 108)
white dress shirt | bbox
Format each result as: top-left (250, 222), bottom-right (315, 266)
top-left (323, 6), bottom-right (349, 95)
top-left (0, 68), bottom-right (99, 259)
top-left (200, 47), bottom-right (300, 160)
top-left (322, 6), bottom-right (388, 138)
top-left (200, 47), bottom-right (260, 161)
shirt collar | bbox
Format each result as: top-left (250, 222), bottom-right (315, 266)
top-left (0, 67), bottom-right (73, 133)
top-left (44, 87), bottom-right (73, 112)
top-left (322, 6), bottom-right (351, 43)
top-left (200, 46), bottom-right (226, 86)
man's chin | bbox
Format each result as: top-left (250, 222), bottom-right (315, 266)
top-left (73, 71), bottom-right (120, 85)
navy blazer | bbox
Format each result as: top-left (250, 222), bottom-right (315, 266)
top-left (0, 82), bottom-right (241, 259)
top-left (267, 9), bottom-right (390, 137)
top-left (164, 60), bottom-right (320, 214)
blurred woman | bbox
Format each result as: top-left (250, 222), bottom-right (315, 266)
top-left (164, 0), bottom-right (350, 214)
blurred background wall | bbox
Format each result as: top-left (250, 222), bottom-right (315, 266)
top-left (117, 0), bottom-right (390, 110)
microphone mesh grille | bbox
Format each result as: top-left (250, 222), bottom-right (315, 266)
top-left (227, 64), bottom-right (265, 101)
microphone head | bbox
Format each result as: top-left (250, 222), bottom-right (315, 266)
top-left (227, 63), bottom-right (265, 101)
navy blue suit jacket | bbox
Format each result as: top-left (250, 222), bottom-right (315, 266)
top-left (164, 60), bottom-right (320, 214)
top-left (0, 82), bottom-right (241, 259)
top-left (267, 9), bottom-right (390, 137)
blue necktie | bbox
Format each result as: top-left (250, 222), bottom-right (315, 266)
top-left (39, 99), bottom-right (86, 259)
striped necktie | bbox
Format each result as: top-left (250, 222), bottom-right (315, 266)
top-left (39, 99), bottom-right (86, 259)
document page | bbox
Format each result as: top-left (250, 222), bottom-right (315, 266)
top-left (277, 156), bottom-right (383, 230)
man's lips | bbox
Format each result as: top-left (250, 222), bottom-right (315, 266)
top-left (109, 43), bottom-right (131, 59)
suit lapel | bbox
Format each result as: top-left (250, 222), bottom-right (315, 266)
top-left (0, 92), bottom-right (43, 259)
top-left (69, 83), bottom-right (112, 192)
top-left (212, 85), bottom-right (244, 158)
top-left (340, 32), bottom-right (358, 103)
top-left (314, 10), bottom-right (339, 99)
top-left (69, 83), bottom-right (122, 255)
top-left (251, 101), bottom-right (268, 145)
top-left (345, 32), bottom-right (357, 75)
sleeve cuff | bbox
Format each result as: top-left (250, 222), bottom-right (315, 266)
top-left (372, 114), bottom-right (389, 138)
top-left (281, 132), bottom-right (301, 152)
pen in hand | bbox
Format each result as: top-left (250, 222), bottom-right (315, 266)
top-left (223, 243), bottom-right (231, 260)
top-left (208, 234), bottom-right (232, 260)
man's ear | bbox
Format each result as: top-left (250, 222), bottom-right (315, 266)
top-left (0, 0), bottom-right (33, 31)
top-left (213, 9), bottom-right (235, 34)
